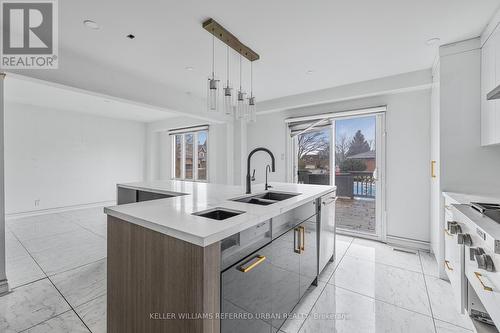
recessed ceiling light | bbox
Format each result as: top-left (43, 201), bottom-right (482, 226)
top-left (83, 20), bottom-right (100, 30)
top-left (185, 66), bottom-right (194, 71)
top-left (306, 70), bottom-right (314, 75)
top-left (126, 34), bottom-right (135, 39)
top-left (426, 38), bottom-right (440, 46)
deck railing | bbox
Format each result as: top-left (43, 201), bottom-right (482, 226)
top-left (298, 170), bottom-right (375, 199)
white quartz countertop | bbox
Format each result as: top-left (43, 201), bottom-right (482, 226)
top-left (104, 181), bottom-right (335, 247)
top-left (443, 191), bottom-right (500, 205)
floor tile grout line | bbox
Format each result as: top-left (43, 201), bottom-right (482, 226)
top-left (333, 284), bottom-right (434, 319)
top-left (293, 237), bottom-right (354, 333)
top-left (419, 252), bottom-right (438, 333)
top-left (45, 257), bottom-right (107, 279)
top-left (9, 229), bottom-right (94, 333)
top-left (73, 221), bottom-right (107, 240)
top-left (342, 252), bottom-right (424, 275)
top-left (45, 274), bottom-right (94, 333)
top-left (10, 276), bottom-right (47, 291)
top-left (18, 309), bottom-right (76, 333)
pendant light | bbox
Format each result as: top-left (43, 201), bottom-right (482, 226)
top-left (236, 53), bottom-right (246, 119)
top-left (207, 33), bottom-right (219, 112)
top-left (248, 61), bottom-right (256, 122)
top-left (223, 46), bottom-right (233, 115)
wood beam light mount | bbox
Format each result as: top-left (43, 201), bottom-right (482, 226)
top-left (203, 18), bottom-right (260, 62)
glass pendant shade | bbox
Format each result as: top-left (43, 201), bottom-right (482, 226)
top-left (237, 90), bottom-right (246, 119)
top-left (224, 86), bottom-right (233, 115)
top-left (207, 77), bottom-right (219, 112)
top-left (248, 96), bottom-right (256, 122)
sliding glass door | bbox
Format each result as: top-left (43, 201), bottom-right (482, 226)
top-left (294, 127), bottom-right (332, 186)
top-left (291, 112), bottom-right (385, 240)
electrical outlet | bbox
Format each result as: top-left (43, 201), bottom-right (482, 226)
top-left (34, 199), bottom-right (40, 207)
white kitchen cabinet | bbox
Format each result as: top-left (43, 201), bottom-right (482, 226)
top-left (481, 24), bottom-right (500, 146)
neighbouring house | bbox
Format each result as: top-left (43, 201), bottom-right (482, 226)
top-left (346, 150), bottom-right (376, 172)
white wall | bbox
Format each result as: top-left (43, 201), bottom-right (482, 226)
top-left (5, 102), bottom-right (146, 214)
top-left (247, 88), bottom-right (432, 243)
top-left (146, 116), bottom-right (229, 185)
top-left (440, 38), bottom-right (500, 195)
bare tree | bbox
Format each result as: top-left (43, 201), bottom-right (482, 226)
top-left (335, 134), bottom-right (349, 164)
top-left (297, 132), bottom-right (329, 159)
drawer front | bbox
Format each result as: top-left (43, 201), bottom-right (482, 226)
top-left (459, 215), bottom-right (500, 326)
top-left (272, 200), bottom-right (317, 239)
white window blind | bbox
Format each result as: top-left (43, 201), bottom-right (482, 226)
top-left (286, 106), bottom-right (386, 137)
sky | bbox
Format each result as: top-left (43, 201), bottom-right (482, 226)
top-left (335, 116), bottom-right (376, 149)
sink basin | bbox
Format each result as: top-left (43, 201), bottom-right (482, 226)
top-left (233, 197), bottom-right (276, 206)
top-left (230, 191), bottom-right (301, 205)
top-left (192, 207), bottom-right (245, 220)
top-left (253, 191), bottom-right (301, 201)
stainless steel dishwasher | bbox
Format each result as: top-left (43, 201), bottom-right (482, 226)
top-left (318, 191), bottom-right (336, 275)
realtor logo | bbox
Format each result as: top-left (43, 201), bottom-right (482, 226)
top-left (0, 0), bottom-right (58, 69)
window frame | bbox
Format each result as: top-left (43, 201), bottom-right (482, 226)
top-left (171, 130), bottom-right (209, 182)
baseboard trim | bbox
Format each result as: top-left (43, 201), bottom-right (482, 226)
top-left (386, 235), bottom-right (430, 252)
top-left (6, 200), bottom-right (116, 220)
top-left (0, 279), bottom-right (10, 296)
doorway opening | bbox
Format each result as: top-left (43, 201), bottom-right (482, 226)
top-left (290, 110), bottom-right (385, 240)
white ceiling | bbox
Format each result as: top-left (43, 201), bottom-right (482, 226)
top-left (7, 0), bottom-right (500, 115)
top-left (5, 76), bottom-right (179, 122)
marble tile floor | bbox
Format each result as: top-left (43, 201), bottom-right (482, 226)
top-left (1, 207), bottom-right (475, 332)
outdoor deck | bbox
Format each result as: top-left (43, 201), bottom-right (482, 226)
top-left (336, 197), bottom-right (376, 233)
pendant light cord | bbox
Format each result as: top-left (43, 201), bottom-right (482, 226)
top-left (226, 46), bottom-right (230, 86)
top-left (211, 33), bottom-right (215, 78)
top-left (239, 54), bottom-right (242, 91)
top-left (250, 61), bottom-right (253, 98)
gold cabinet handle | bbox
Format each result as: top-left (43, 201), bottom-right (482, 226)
top-left (444, 228), bottom-right (452, 236)
top-left (237, 255), bottom-right (266, 273)
top-left (444, 260), bottom-right (453, 271)
top-left (299, 226), bottom-right (305, 251)
top-left (431, 160), bottom-right (437, 178)
top-left (474, 272), bottom-right (493, 292)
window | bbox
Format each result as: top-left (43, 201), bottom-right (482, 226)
top-left (170, 126), bottom-right (208, 181)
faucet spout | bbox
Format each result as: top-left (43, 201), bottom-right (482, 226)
top-left (246, 147), bottom-right (275, 194)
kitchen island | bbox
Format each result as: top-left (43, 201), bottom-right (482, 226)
top-left (104, 180), bottom-right (335, 333)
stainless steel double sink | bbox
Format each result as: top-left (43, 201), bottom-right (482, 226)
top-left (192, 191), bottom-right (301, 220)
top-left (230, 191), bottom-right (301, 206)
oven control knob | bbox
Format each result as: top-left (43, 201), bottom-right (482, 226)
top-left (450, 223), bottom-right (462, 235)
top-left (476, 253), bottom-right (495, 272)
top-left (447, 221), bottom-right (457, 231)
top-left (458, 234), bottom-right (473, 246)
top-left (470, 247), bottom-right (485, 261)
top-left (484, 255), bottom-right (495, 272)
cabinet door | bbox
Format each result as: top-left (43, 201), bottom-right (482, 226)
top-left (299, 217), bottom-right (318, 297)
top-left (221, 249), bottom-right (273, 333)
top-left (269, 226), bottom-right (301, 330)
